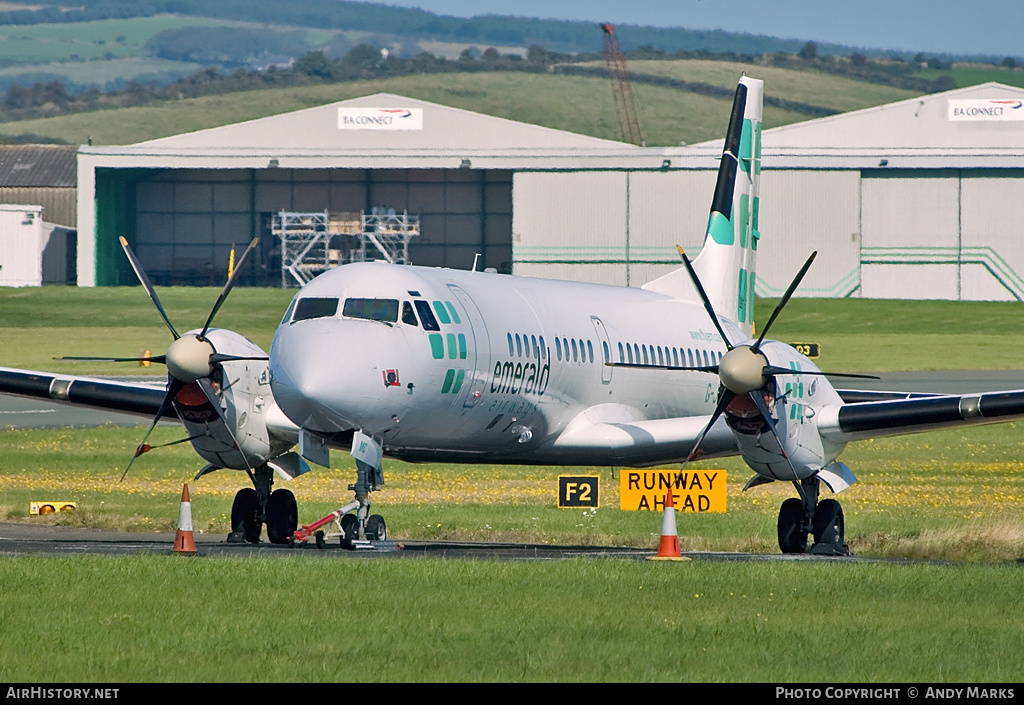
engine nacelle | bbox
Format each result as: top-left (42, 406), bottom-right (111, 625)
top-left (725, 340), bottom-right (848, 482)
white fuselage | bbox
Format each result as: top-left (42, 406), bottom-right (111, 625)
top-left (269, 262), bottom-right (751, 465)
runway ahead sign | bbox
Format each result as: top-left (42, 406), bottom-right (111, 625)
top-left (619, 470), bottom-right (726, 512)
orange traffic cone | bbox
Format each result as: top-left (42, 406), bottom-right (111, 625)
top-left (648, 488), bottom-right (689, 561)
top-left (173, 483), bottom-right (197, 554)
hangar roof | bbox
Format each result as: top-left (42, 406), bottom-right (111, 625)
top-left (760, 82), bottom-right (1024, 150)
top-left (135, 92), bottom-right (631, 152)
top-left (81, 92), bottom-right (688, 170)
top-left (0, 145), bottom-right (77, 187)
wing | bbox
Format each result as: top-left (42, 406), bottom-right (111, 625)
top-left (819, 389), bottom-right (1024, 443)
top-left (0, 366), bottom-right (173, 421)
top-left (547, 405), bottom-right (739, 466)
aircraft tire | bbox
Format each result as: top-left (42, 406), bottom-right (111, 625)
top-left (812, 498), bottom-right (845, 548)
top-left (230, 488), bottom-right (260, 544)
top-left (365, 514), bottom-right (387, 542)
top-left (266, 489), bottom-right (298, 545)
top-left (340, 513), bottom-right (358, 548)
top-left (777, 497), bottom-right (808, 554)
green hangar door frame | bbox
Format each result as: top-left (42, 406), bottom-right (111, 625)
top-left (94, 167), bottom-right (165, 286)
top-left (94, 167), bottom-right (514, 287)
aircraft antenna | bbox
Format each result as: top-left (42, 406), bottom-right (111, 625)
top-left (601, 23), bottom-right (645, 146)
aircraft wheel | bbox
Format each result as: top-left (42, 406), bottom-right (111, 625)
top-left (266, 489), bottom-right (298, 545)
top-left (777, 497), bottom-right (808, 554)
top-left (365, 514), bottom-right (387, 542)
top-left (315, 530), bottom-right (325, 550)
top-left (229, 488), bottom-right (260, 544)
top-left (340, 513), bottom-right (358, 548)
top-left (812, 498), bottom-right (845, 548)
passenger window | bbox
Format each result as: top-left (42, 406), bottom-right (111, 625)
top-left (556, 337), bottom-right (562, 361)
top-left (571, 339), bottom-right (578, 362)
top-left (294, 297), bottom-right (339, 322)
top-left (402, 301), bottom-right (418, 326)
top-left (587, 340), bottom-right (594, 363)
top-left (602, 341), bottom-right (609, 364)
top-left (539, 336), bottom-right (546, 358)
top-left (507, 333), bottom-right (514, 356)
top-left (642, 346), bottom-right (649, 365)
top-left (672, 348), bottom-right (679, 367)
top-left (515, 334), bottom-right (522, 357)
top-left (414, 300), bottom-right (440, 331)
top-left (627, 344), bottom-right (633, 364)
top-left (657, 347), bottom-right (664, 366)
top-left (688, 349), bottom-right (694, 367)
top-left (531, 335), bottom-right (538, 359)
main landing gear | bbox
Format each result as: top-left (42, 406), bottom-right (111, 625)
top-left (776, 475), bottom-right (848, 556)
top-left (228, 463), bottom-right (298, 544)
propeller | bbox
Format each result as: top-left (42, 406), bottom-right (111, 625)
top-left (670, 248), bottom-right (877, 465)
top-left (64, 237), bottom-right (266, 479)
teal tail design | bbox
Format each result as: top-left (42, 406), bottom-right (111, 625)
top-left (691, 76), bottom-right (763, 339)
top-left (642, 76), bottom-right (763, 339)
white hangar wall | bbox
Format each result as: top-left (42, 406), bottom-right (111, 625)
top-left (513, 82), bottom-right (1024, 302)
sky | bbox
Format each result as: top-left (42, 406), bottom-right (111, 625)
top-left (361, 0), bottom-right (1024, 57)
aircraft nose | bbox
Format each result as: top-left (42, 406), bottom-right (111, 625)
top-left (270, 322), bottom-right (356, 432)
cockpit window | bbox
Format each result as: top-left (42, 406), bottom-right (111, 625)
top-left (281, 297), bottom-right (297, 325)
top-left (414, 300), bottom-right (440, 331)
top-left (401, 301), bottom-right (418, 326)
top-left (342, 298), bottom-right (399, 323)
top-left (292, 297), bottom-right (338, 322)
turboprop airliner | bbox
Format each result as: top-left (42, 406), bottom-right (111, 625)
top-left (4, 76), bottom-right (1024, 554)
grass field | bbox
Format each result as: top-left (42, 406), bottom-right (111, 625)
top-left (3, 292), bottom-right (1024, 682)
top-left (1, 556), bottom-right (1021, 682)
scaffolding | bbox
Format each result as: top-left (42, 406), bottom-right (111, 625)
top-left (272, 209), bottom-right (420, 287)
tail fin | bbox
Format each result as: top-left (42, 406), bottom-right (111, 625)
top-left (643, 76), bottom-right (763, 339)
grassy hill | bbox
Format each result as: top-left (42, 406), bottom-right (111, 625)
top-left (0, 60), bottom-right (915, 146)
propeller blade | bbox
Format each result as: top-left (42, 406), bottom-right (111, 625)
top-left (55, 355), bottom-right (167, 364)
top-left (120, 377), bottom-right (183, 481)
top-left (209, 353), bottom-right (269, 364)
top-left (200, 238), bottom-right (259, 339)
top-left (606, 361), bottom-right (718, 373)
top-left (762, 366), bottom-right (880, 381)
top-left (196, 377), bottom-right (254, 473)
top-left (686, 388), bottom-right (735, 462)
top-left (119, 236), bottom-right (180, 341)
top-left (753, 251), bottom-right (817, 352)
top-left (746, 389), bottom-right (802, 479)
top-left (746, 390), bottom-right (789, 460)
top-left (676, 246), bottom-right (734, 350)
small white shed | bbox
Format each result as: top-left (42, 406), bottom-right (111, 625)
top-left (0, 204), bottom-right (75, 286)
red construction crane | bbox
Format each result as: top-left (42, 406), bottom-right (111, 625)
top-left (601, 23), bottom-right (645, 146)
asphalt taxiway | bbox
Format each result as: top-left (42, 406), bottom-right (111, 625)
top-left (0, 521), bottom-right (945, 564)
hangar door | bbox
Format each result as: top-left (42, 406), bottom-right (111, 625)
top-left (860, 169), bottom-right (1024, 301)
top-left (100, 167), bottom-right (512, 286)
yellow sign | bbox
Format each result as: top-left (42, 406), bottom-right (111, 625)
top-left (619, 470), bottom-right (726, 512)
top-left (30, 501), bottom-right (77, 515)
top-left (557, 475), bottom-right (599, 508)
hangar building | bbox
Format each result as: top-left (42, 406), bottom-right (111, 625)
top-left (76, 82), bottom-right (1024, 301)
